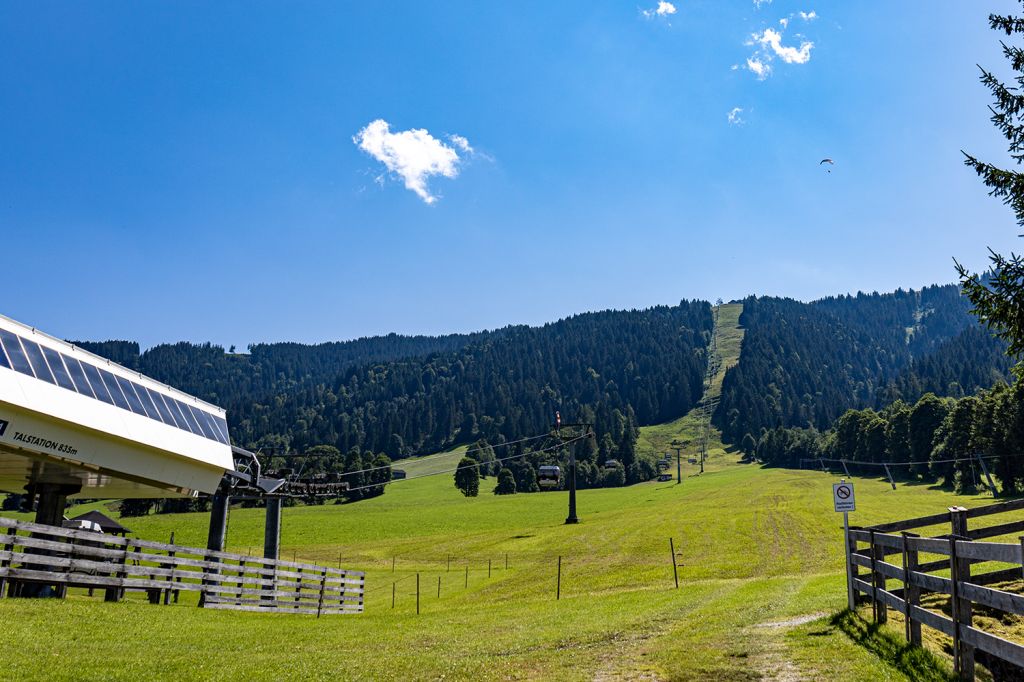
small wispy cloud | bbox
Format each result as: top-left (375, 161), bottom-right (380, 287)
top-left (641, 1), bottom-right (677, 19)
top-left (746, 57), bottom-right (770, 80)
top-left (753, 0), bottom-right (772, 8)
top-left (353, 119), bottom-right (468, 204)
top-left (448, 134), bottom-right (473, 154)
top-left (754, 27), bottom-right (813, 64)
top-left (727, 107), bottom-right (745, 125)
top-left (742, 15), bottom-right (816, 80)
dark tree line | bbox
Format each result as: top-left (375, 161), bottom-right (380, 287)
top-left (754, 382), bottom-right (1024, 496)
top-left (715, 287), bottom-right (1010, 445)
top-left (76, 302), bottom-right (713, 492)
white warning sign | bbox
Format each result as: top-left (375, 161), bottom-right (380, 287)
top-left (833, 482), bottom-right (855, 513)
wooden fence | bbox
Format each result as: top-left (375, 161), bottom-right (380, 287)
top-left (848, 498), bottom-right (1024, 680)
top-left (0, 516), bottom-right (364, 615)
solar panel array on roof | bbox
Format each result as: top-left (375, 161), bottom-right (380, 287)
top-left (0, 328), bottom-right (229, 445)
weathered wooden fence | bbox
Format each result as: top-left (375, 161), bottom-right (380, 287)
top-left (848, 499), bottom-right (1024, 680)
top-left (0, 516), bottom-right (364, 615)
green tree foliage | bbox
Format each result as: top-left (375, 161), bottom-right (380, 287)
top-left (931, 396), bottom-right (980, 491)
top-left (493, 467), bottom-right (517, 495)
top-left (78, 303), bottom-right (711, 480)
top-left (958, 4), bottom-right (1024, 368)
top-left (119, 499), bottom-right (156, 517)
top-left (715, 289), bottom-right (1011, 445)
top-left (754, 384), bottom-right (1024, 497)
top-left (908, 394), bottom-right (950, 477)
top-left (599, 462), bottom-right (626, 487)
top-left (454, 457), bottom-right (480, 497)
top-left (740, 433), bottom-right (757, 460)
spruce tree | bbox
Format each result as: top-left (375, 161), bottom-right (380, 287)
top-left (958, 3), bottom-right (1024, 367)
top-left (493, 467), bottom-right (517, 495)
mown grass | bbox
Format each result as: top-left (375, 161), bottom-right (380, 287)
top-left (1, 463), bottom-right (985, 680)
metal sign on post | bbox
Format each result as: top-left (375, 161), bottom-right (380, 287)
top-left (833, 481), bottom-right (855, 512)
top-left (834, 479), bottom-right (856, 611)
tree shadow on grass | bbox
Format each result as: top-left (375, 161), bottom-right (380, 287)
top-left (828, 610), bottom-right (955, 682)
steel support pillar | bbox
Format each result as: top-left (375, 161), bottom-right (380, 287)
top-left (264, 497), bottom-right (282, 560)
top-left (207, 491), bottom-right (230, 553)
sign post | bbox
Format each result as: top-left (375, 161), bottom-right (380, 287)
top-left (833, 480), bottom-right (856, 611)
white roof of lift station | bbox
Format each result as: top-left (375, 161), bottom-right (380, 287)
top-left (0, 313), bottom-right (234, 498)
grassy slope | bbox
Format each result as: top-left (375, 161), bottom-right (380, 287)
top-left (637, 302), bottom-right (744, 470)
top-left (2, 303), bottom-right (964, 680)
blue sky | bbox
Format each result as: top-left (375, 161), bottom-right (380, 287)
top-left (2, 1), bottom-right (1021, 348)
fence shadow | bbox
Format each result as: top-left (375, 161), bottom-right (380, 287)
top-left (830, 610), bottom-right (955, 682)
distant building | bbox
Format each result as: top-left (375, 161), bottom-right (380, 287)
top-left (391, 469), bottom-right (407, 480)
top-left (63, 510), bottom-right (132, 536)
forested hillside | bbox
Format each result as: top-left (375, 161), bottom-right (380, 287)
top-left (72, 332), bottom-right (490, 408)
top-left (72, 281), bottom-right (1013, 489)
top-left (75, 303), bottom-right (713, 468)
top-left (715, 285), bottom-right (1012, 446)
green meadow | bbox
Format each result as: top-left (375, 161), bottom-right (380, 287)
top-left (2, 453), bottom-right (977, 680)
top-left (0, 304), bottom-right (970, 679)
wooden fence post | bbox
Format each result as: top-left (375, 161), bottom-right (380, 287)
top-left (199, 548), bottom-right (211, 608)
top-left (416, 573), bottom-right (420, 615)
top-left (1019, 536), bottom-right (1024, 581)
top-left (233, 558), bottom-right (245, 606)
top-left (106, 539), bottom-right (130, 603)
top-left (557, 556), bottom-right (562, 600)
top-left (847, 526), bottom-right (860, 609)
top-left (868, 530), bottom-right (880, 623)
top-left (488, 559), bottom-right (492, 578)
top-left (316, 567), bottom-right (327, 618)
top-left (163, 533), bottom-right (176, 606)
top-left (294, 565), bottom-right (303, 610)
top-left (437, 575), bottom-right (441, 598)
top-left (669, 538), bottom-right (679, 589)
top-left (0, 527), bottom-right (16, 599)
top-left (392, 581), bottom-right (396, 609)
top-left (464, 565), bottom-right (468, 589)
top-left (950, 508), bottom-right (974, 680)
top-left (871, 532), bottom-right (887, 624)
top-left (901, 532), bottom-right (921, 646)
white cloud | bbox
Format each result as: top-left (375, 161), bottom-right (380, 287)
top-left (742, 22), bottom-right (813, 80)
top-left (727, 107), bottom-right (744, 125)
top-left (448, 134), bottom-right (473, 154)
top-left (753, 0), bottom-right (772, 7)
top-left (642, 1), bottom-right (676, 19)
top-left (746, 57), bottom-right (770, 79)
top-left (798, 10), bottom-right (817, 20)
top-left (353, 119), bottom-right (466, 204)
top-left (754, 27), bottom-right (813, 64)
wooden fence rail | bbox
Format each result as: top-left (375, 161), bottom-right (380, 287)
top-left (0, 516), bottom-right (364, 615)
top-left (847, 500), bottom-right (1024, 680)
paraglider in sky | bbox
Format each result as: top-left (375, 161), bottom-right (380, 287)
top-left (820, 158), bottom-right (834, 173)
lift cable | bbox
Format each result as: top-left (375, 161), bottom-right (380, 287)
top-left (263, 432), bottom-right (551, 480)
top-left (342, 433), bottom-right (591, 494)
